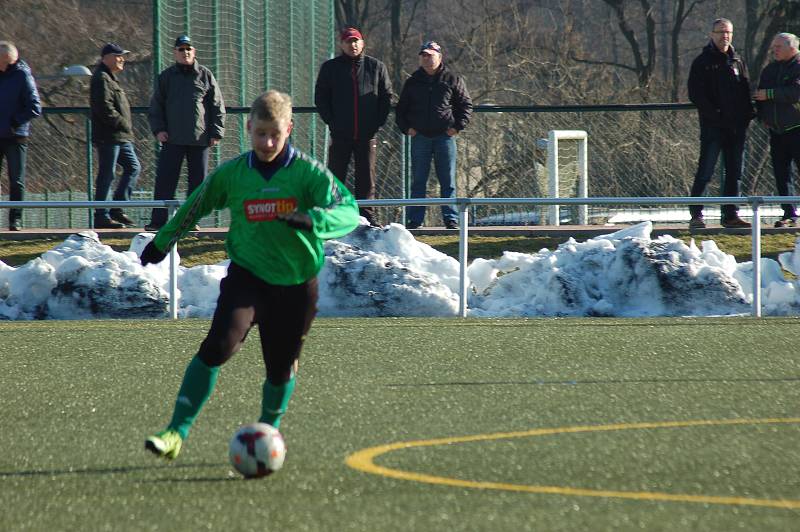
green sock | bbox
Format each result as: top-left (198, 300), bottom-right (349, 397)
top-left (259, 376), bottom-right (296, 429)
top-left (167, 355), bottom-right (220, 439)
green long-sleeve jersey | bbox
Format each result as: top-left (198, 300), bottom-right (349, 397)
top-left (152, 147), bottom-right (360, 285)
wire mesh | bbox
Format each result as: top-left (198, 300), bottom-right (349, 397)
top-left (4, 105), bottom-right (786, 229)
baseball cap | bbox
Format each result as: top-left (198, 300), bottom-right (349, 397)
top-left (101, 43), bottom-right (130, 56)
top-left (174, 35), bottom-right (192, 48)
top-left (419, 41), bottom-right (442, 55)
top-left (340, 27), bottom-right (363, 41)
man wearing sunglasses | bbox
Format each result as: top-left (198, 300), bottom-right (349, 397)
top-left (147, 35), bottom-right (226, 232)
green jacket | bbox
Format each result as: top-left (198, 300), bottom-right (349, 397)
top-left (153, 145), bottom-right (360, 285)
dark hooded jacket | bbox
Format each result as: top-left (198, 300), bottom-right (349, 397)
top-left (687, 42), bottom-right (755, 130)
top-left (395, 64), bottom-right (472, 137)
top-left (0, 59), bottom-right (41, 139)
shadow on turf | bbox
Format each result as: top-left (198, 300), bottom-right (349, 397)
top-left (0, 461), bottom-right (227, 479)
top-left (387, 376), bottom-right (800, 387)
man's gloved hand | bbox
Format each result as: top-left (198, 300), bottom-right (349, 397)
top-left (140, 241), bottom-right (167, 266)
top-left (277, 211), bottom-right (313, 231)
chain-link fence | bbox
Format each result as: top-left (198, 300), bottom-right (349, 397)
top-left (3, 104), bottom-right (783, 229)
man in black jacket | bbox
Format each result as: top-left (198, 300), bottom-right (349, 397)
top-left (396, 41), bottom-right (472, 229)
top-left (687, 18), bottom-right (755, 229)
top-left (315, 27), bottom-right (393, 226)
top-left (754, 33), bottom-right (800, 227)
top-left (146, 35), bottom-right (225, 231)
top-left (90, 43), bottom-right (141, 229)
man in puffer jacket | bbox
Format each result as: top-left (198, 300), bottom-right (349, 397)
top-left (396, 41), bottom-right (472, 230)
top-left (0, 41), bottom-right (41, 231)
top-left (755, 33), bottom-right (800, 227)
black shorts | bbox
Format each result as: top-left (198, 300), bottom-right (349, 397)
top-left (196, 261), bottom-right (319, 383)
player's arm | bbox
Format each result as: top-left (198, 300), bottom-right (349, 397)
top-left (140, 169), bottom-right (228, 265)
top-left (282, 163), bottom-right (359, 240)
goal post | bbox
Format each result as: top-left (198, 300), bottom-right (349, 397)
top-left (546, 130), bottom-right (588, 226)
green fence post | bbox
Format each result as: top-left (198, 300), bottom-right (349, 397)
top-left (309, 1), bottom-right (316, 157)
top-left (238, 0), bottom-right (247, 153)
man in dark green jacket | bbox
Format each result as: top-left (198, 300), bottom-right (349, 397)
top-left (89, 43), bottom-right (140, 229)
top-left (146, 35), bottom-right (225, 231)
top-left (755, 32), bottom-right (800, 227)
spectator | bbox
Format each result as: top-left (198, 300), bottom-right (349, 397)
top-left (0, 41), bottom-right (41, 231)
top-left (141, 90), bottom-right (359, 460)
top-left (754, 33), bottom-right (800, 228)
top-left (687, 18), bottom-right (755, 229)
top-left (146, 35), bottom-right (225, 231)
top-left (90, 42), bottom-right (141, 229)
top-left (315, 27), bottom-right (393, 226)
top-left (395, 40), bottom-right (472, 230)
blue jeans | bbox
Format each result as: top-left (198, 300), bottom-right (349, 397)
top-left (407, 133), bottom-right (457, 225)
top-left (0, 138), bottom-right (27, 225)
top-left (94, 141), bottom-right (141, 219)
top-left (769, 128), bottom-right (800, 219)
top-left (689, 125), bottom-right (746, 220)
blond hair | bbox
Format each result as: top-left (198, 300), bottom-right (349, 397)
top-left (249, 90), bottom-right (292, 123)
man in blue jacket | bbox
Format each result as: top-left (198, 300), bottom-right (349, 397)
top-left (0, 41), bottom-right (41, 231)
top-left (396, 41), bottom-right (472, 230)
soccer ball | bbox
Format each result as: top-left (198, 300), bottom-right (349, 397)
top-left (229, 422), bottom-right (286, 478)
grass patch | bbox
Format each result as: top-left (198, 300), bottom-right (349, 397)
top-left (1, 317), bottom-right (799, 531)
top-left (0, 232), bottom-right (797, 268)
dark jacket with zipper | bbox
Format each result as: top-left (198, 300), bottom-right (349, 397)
top-left (90, 62), bottom-right (133, 143)
top-left (395, 64), bottom-right (472, 137)
top-left (756, 52), bottom-right (800, 134)
top-left (687, 42), bottom-right (754, 130)
top-left (314, 53), bottom-right (393, 141)
top-left (148, 61), bottom-right (225, 146)
top-left (0, 59), bottom-right (41, 139)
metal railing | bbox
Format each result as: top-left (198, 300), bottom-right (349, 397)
top-left (2, 195), bottom-right (797, 319)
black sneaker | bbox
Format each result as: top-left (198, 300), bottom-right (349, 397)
top-left (109, 210), bottom-right (136, 227)
top-left (94, 217), bottom-right (125, 229)
top-left (774, 217), bottom-right (798, 228)
top-left (444, 219), bottom-right (459, 229)
top-left (144, 223), bottom-right (163, 232)
top-left (405, 221), bottom-right (423, 230)
top-left (9, 219), bottom-right (21, 231)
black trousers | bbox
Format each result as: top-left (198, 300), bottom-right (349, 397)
top-left (769, 128), bottom-right (800, 219)
top-left (327, 136), bottom-right (377, 224)
top-left (0, 138), bottom-right (27, 225)
top-left (150, 143), bottom-right (209, 227)
top-left (689, 125), bottom-right (746, 220)
top-left (196, 262), bottom-right (319, 385)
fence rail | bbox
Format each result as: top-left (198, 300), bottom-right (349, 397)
top-left (13, 102), bottom-right (784, 229)
top-left (3, 195), bottom-right (797, 319)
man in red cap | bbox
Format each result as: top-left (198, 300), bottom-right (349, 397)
top-left (315, 27), bottom-right (393, 226)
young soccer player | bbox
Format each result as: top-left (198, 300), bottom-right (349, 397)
top-left (141, 90), bottom-right (360, 460)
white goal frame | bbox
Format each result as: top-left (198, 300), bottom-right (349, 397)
top-left (546, 130), bottom-right (588, 226)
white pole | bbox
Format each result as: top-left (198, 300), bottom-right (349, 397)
top-left (751, 201), bottom-right (761, 317)
top-left (548, 130), bottom-right (559, 226)
top-left (168, 204), bottom-right (179, 320)
top-left (458, 202), bottom-right (469, 318)
top-left (578, 134), bottom-right (588, 225)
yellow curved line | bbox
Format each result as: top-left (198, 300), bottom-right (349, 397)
top-left (345, 417), bottom-right (800, 509)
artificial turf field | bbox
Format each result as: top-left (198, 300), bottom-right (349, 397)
top-left (1, 317), bottom-right (799, 531)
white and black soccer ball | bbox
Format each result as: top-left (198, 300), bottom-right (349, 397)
top-left (229, 422), bottom-right (286, 478)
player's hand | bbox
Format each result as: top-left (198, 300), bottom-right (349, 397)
top-left (446, 128), bottom-right (458, 136)
top-left (156, 131), bottom-right (169, 143)
top-left (407, 127), bottom-right (417, 137)
top-left (278, 211), bottom-right (313, 231)
top-left (140, 241), bottom-right (167, 266)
